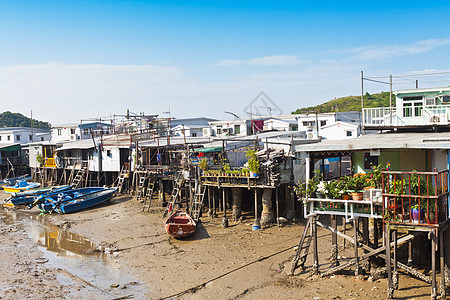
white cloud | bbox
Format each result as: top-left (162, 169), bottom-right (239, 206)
top-left (216, 55), bottom-right (303, 67)
top-left (348, 38), bottom-right (450, 61)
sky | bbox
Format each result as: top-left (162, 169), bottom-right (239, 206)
top-left (1, 1), bottom-right (450, 125)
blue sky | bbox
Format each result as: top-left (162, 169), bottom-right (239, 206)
top-left (1, 1), bottom-right (450, 124)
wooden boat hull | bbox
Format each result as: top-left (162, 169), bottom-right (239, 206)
top-left (59, 188), bottom-right (117, 214)
top-left (165, 210), bottom-right (196, 238)
top-left (4, 182), bottom-right (41, 193)
top-left (10, 185), bottom-right (72, 206)
top-left (38, 187), bottom-right (117, 214)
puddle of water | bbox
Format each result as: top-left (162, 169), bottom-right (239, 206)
top-left (0, 204), bottom-right (150, 299)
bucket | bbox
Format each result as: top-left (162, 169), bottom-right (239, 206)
top-left (252, 224), bottom-right (261, 231)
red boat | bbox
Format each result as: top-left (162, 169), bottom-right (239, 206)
top-left (165, 210), bottom-right (197, 238)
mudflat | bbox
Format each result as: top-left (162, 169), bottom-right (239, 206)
top-left (0, 191), bottom-right (434, 299)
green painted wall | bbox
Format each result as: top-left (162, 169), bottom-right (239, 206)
top-left (352, 149), bottom-right (428, 173)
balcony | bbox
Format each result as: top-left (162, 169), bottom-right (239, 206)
top-left (363, 105), bottom-right (450, 129)
top-left (382, 170), bottom-right (449, 226)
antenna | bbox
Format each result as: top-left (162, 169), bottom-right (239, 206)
top-left (224, 111), bottom-right (239, 119)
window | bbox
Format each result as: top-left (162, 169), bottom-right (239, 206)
top-left (364, 153), bottom-right (378, 169)
top-left (0, 136), bottom-right (2, 141)
top-left (57, 129), bottom-right (62, 135)
top-left (217, 128), bottom-right (222, 135)
top-left (346, 130), bottom-right (352, 137)
top-left (41, 137), bottom-right (44, 141)
top-left (107, 150), bottom-right (112, 157)
top-left (83, 128), bottom-right (89, 136)
top-left (403, 103), bottom-right (412, 117)
top-left (414, 102), bottom-right (423, 117)
top-left (234, 125), bottom-right (240, 134)
top-left (302, 121), bottom-right (315, 127)
top-left (16, 135), bottom-right (20, 141)
top-left (29, 135), bottom-right (33, 141)
top-left (320, 120), bottom-right (327, 127)
top-left (70, 128), bottom-right (76, 134)
top-left (7, 135), bottom-right (10, 141)
top-left (192, 132), bottom-right (197, 137)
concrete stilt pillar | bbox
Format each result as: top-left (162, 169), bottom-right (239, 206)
top-left (284, 186), bottom-right (295, 221)
top-left (261, 188), bottom-right (274, 226)
top-left (231, 188), bottom-right (242, 222)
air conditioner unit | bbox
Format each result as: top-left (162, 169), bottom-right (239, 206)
top-left (307, 132), bottom-right (318, 140)
top-left (203, 128), bottom-right (213, 137)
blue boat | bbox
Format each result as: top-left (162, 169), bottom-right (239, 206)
top-left (9, 185), bottom-right (72, 206)
top-left (4, 181), bottom-right (41, 193)
top-left (1, 175), bottom-right (31, 186)
top-left (38, 187), bottom-right (117, 214)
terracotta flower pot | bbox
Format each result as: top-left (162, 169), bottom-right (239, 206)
top-left (351, 192), bottom-right (363, 201)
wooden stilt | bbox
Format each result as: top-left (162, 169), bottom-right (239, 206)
top-left (254, 189), bottom-right (258, 221)
top-left (362, 218), bottom-right (370, 273)
top-left (212, 187), bottom-right (216, 218)
top-left (432, 229), bottom-right (437, 300)
top-left (312, 216), bottom-right (319, 275)
top-left (440, 229), bottom-right (446, 299)
top-left (343, 216), bottom-right (347, 249)
top-left (408, 239), bottom-right (413, 266)
top-left (373, 218), bottom-right (379, 249)
top-left (393, 230), bottom-right (398, 290)
top-left (386, 227), bottom-right (393, 299)
top-left (222, 188), bottom-right (228, 228)
top-left (353, 219), bottom-right (359, 276)
top-left (331, 215), bottom-right (339, 267)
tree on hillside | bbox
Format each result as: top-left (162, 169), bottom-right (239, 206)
top-left (291, 92), bottom-right (390, 114)
top-left (0, 111), bottom-right (51, 129)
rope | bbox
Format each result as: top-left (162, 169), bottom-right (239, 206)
top-left (160, 244), bottom-right (297, 299)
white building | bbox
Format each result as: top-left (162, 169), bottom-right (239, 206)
top-left (263, 118), bottom-right (298, 131)
top-left (0, 127), bottom-right (51, 145)
top-left (320, 121), bottom-right (361, 140)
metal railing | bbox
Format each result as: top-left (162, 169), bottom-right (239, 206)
top-left (363, 105), bottom-right (450, 127)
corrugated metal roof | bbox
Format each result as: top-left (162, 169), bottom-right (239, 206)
top-left (295, 132), bottom-right (450, 152)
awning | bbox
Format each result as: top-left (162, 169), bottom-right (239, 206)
top-left (0, 144), bottom-right (21, 152)
top-left (191, 147), bottom-right (223, 153)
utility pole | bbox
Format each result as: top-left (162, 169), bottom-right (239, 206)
top-left (390, 75), bottom-right (393, 125)
top-left (360, 71), bottom-right (364, 133)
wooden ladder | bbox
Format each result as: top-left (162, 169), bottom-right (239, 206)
top-left (116, 167), bottom-right (128, 194)
top-left (71, 168), bottom-right (86, 188)
top-left (290, 217), bottom-right (313, 275)
top-left (142, 178), bottom-right (156, 212)
top-left (163, 172), bottom-right (185, 217)
top-left (136, 175), bottom-right (147, 202)
top-left (190, 184), bottom-right (206, 222)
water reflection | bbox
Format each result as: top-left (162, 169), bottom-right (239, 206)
top-left (0, 203), bottom-right (149, 299)
top-left (30, 219), bottom-right (99, 257)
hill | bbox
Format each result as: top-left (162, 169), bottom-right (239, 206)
top-left (0, 111), bottom-right (51, 130)
top-left (291, 91), bottom-right (391, 114)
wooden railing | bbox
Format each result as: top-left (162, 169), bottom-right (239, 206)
top-left (382, 170), bottom-right (449, 226)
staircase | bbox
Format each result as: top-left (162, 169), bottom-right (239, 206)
top-left (163, 172), bottom-right (185, 217)
top-left (71, 168), bottom-right (86, 188)
top-left (290, 217), bottom-right (313, 275)
top-left (142, 178), bottom-right (156, 212)
top-left (190, 183), bottom-right (206, 222)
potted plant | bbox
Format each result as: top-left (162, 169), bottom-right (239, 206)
top-left (410, 204), bottom-right (424, 223)
top-left (36, 153), bottom-right (44, 167)
top-left (199, 158), bottom-right (209, 172)
top-left (246, 148), bottom-right (260, 177)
